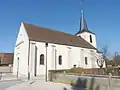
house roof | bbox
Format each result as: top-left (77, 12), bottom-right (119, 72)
top-left (23, 22), bottom-right (97, 50)
top-left (106, 60), bottom-right (120, 66)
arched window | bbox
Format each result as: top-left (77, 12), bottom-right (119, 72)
top-left (58, 55), bottom-right (62, 65)
top-left (85, 57), bottom-right (88, 65)
top-left (17, 57), bottom-right (19, 60)
top-left (40, 54), bottom-right (44, 65)
top-left (90, 35), bottom-right (92, 43)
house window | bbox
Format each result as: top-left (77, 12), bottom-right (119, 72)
top-left (40, 54), bottom-right (44, 65)
top-left (58, 55), bottom-right (62, 65)
top-left (85, 57), bottom-right (88, 65)
top-left (90, 35), bottom-right (92, 43)
top-left (0, 57), bottom-right (1, 65)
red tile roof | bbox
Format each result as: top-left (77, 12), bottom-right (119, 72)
top-left (23, 22), bottom-right (97, 50)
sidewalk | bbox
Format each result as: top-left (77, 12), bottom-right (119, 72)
top-left (6, 80), bottom-right (73, 90)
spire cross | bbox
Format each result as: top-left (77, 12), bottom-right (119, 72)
top-left (81, 10), bottom-right (84, 15)
top-left (81, 0), bottom-right (84, 16)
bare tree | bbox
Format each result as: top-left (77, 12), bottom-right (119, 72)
top-left (113, 52), bottom-right (120, 66)
top-left (100, 45), bottom-right (109, 68)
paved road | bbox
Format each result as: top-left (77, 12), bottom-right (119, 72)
top-left (6, 80), bottom-right (75, 90)
top-left (0, 80), bottom-right (23, 90)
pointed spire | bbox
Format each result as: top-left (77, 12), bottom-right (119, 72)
top-left (80, 9), bottom-right (88, 31)
top-left (75, 0), bottom-right (95, 35)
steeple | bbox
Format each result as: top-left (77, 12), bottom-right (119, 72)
top-left (75, 0), bottom-right (97, 48)
top-left (75, 1), bottom-right (94, 35)
top-left (80, 10), bottom-right (88, 31)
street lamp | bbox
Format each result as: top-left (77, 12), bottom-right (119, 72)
top-left (45, 43), bottom-right (48, 82)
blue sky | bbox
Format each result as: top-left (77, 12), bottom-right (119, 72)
top-left (0, 0), bottom-right (120, 54)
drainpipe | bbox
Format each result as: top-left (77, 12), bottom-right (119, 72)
top-left (45, 43), bottom-right (48, 82)
top-left (28, 40), bottom-right (30, 80)
top-left (55, 49), bottom-right (57, 71)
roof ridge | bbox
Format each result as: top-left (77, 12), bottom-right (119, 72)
top-left (22, 22), bottom-right (97, 50)
top-left (23, 22), bottom-right (74, 36)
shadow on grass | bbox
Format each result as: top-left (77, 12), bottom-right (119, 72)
top-left (71, 77), bottom-right (88, 90)
top-left (63, 77), bottom-right (100, 90)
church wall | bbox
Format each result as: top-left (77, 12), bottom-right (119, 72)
top-left (13, 22), bottom-right (29, 76)
top-left (29, 41), bottom-right (72, 76)
top-left (29, 40), bottom-right (100, 76)
top-left (79, 32), bottom-right (97, 48)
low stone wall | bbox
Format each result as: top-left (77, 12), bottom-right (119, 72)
top-left (0, 66), bottom-right (13, 73)
top-left (49, 68), bottom-right (107, 75)
top-left (49, 73), bottom-right (120, 90)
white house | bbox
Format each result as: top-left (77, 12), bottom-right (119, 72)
top-left (13, 12), bottom-right (105, 79)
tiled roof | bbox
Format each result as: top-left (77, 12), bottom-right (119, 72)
top-left (23, 22), bottom-right (97, 50)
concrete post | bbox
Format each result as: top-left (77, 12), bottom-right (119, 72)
top-left (108, 73), bottom-right (112, 90)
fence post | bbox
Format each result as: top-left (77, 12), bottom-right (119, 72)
top-left (9, 64), bottom-right (12, 73)
top-left (108, 73), bottom-right (112, 90)
top-left (81, 72), bottom-right (84, 76)
top-left (64, 71), bottom-right (66, 76)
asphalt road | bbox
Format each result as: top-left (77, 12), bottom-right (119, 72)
top-left (0, 80), bottom-right (23, 90)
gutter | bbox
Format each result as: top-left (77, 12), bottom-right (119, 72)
top-left (27, 39), bottom-right (30, 80)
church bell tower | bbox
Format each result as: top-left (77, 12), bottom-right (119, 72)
top-left (75, 1), bottom-right (97, 48)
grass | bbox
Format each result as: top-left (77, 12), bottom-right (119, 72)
top-left (52, 79), bottom-right (76, 86)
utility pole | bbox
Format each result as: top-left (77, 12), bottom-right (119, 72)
top-left (45, 43), bottom-right (48, 82)
top-left (55, 49), bottom-right (57, 71)
top-left (17, 57), bottom-right (19, 79)
top-left (28, 41), bottom-right (30, 80)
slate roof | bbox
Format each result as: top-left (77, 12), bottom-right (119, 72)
top-left (75, 11), bottom-right (95, 35)
top-left (23, 22), bottom-right (97, 50)
top-left (107, 60), bottom-right (120, 66)
top-left (75, 29), bottom-right (95, 35)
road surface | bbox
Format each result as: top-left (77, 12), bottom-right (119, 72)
top-left (0, 80), bottom-right (23, 90)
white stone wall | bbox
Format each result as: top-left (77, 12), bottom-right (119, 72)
top-left (77, 32), bottom-right (97, 48)
top-left (28, 41), bottom-right (100, 76)
top-left (13, 22), bottom-right (29, 76)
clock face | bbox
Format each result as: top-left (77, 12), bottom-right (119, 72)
top-left (97, 59), bottom-right (104, 67)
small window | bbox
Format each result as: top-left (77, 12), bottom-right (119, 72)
top-left (17, 57), bottom-right (19, 60)
top-left (58, 55), bottom-right (62, 65)
top-left (85, 57), bottom-right (88, 65)
top-left (90, 35), bottom-right (92, 43)
top-left (40, 54), bottom-right (44, 65)
top-left (73, 64), bottom-right (76, 68)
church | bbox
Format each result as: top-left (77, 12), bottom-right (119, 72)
top-left (13, 11), bottom-right (105, 78)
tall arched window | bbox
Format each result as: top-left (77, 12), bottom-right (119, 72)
top-left (17, 57), bottom-right (19, 60)
top-left (58, 55), bottom-right (62, 65)
top-left (85, 57), bottom-right (88, 65)
top-left (90, 35), bottom-right (92, 43)
top-left (40, 54), bottom-right (44, 65)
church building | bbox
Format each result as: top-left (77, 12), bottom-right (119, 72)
top-left (13, 11), bottom-right (105, 78)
